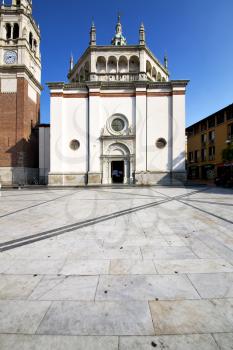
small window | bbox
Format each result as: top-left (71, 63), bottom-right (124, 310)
top-left (13, 23), bottom-right (19, 40)
top-left (228, 123), bottom-right (233, 140)
top-left (188, 152), bottom-right (193, 162)
top-left (111, 118), bottom-right (125, 132)
top-left (226, 111), bottom-right (233, 121)
top-left (209, 146), bottom-right (215, 160)
top-left (201, 121), bottom-right (207, 131)
top-left (217, 114), bottom-right (225, 125)
top-left (70, 140), bottom-right (80, 150)
top-left (29, 32), bottom-right (33, 49)
top-left (156, 138), bottom-right (167, 149)
top-left (194, 150), bottom-right (199, 162)
top-left (201, 133), bottom-right (207, 144)
top-left (194, 124), bottom-right (199, 135)
top-left (201, 148), bottom-right (207, 162)
top-left (209, 130), bottom-right (215, 142)
top-left (208, 116), bottom-right (215, 128)
top-left (6, 23), bottom-right (11, 40)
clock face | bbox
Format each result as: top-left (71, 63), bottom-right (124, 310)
top-left (4, 51), bottom-right (17, 65)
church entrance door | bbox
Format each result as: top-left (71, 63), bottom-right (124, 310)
top-left (111, 161), bottom-right (124, 183)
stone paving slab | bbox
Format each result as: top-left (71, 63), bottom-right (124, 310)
top-left (109, 259), bottom-right (157, 275)
top-left (149, 299), bottom-right (233, 334)
top-left (0, 334), bottom-right (118, 350)
top-left (184, 236), bottom-right (223, 258)
top-left (29, 275), bottom-right (99, 301)
top-left (95, 275), bottom-right (200, 301)
top-left (119, 334), bottom-right (218, 350)
top-left (213, 333), bottom-right (233, 350)
top-left (0, 300), bottom-right (51, 334)
top-left (0, 187), bottom-right (233, 348)
top-left (70, 247), bottom-right (142, 260)
top-left (141, 246), bottom-right (197, 260)
top-left (60, 259), bottom-right (110, 275)
top-left (4, 258), bottom-right (66, 275)
top-left (188, 272), bottom-right (233, 298)
top-left (0, 274), bottom-right (42, 300)
top-left (0, 257), bottom-right (14, 273)
top-left (37, 301), bottom-right (155, 335)
top-left (154, 258), bottom-right (233, 274)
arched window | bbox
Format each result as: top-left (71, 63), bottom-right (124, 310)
top-left (6, 23), bottom-right (11, 40)
top-left (152, 67), bottom-right (157, 81)
top-left (16, 0), bottom-right (21, 6)
top-left (84, 61), bottom-right (89, 81)
top-left (29, 32), bottom-right (33, 49)
top-left (146, 60), bottom-right (152, 77)
top-left (107, 56), bottom-right (117, 74)
top-left (129, 56), bottom-right (139, 73)
top-left (157, 72), bottom-right (162, 82)
top-left (96, 56), bottom-right (106, 73)
top-left (79, 68), bottom-right (85, 82)
top-left (118, 56), bottom-right (128, 73)
top-left (13, 23), bottom-right (19, 40)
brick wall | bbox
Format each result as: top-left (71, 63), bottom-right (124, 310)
top-left (0, 77), bottom-right (40, 168)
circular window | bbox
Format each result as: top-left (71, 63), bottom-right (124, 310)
top-left (156, 138), bottom-right (167, 149)
top-left (111, 118), bottom-right (125, 132)
top-left (70, 139), bottom-right (80, 150)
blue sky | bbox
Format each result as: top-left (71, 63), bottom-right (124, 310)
top-left (31, 0), bottom-right (233, 126)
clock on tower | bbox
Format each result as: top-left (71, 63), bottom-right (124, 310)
top-left (0, 0), bottom-right (42, 186)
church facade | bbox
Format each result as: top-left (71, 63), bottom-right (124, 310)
top-left (0, 0), bottom-right (41, 185)
top-left (47, 17), bottom-right (188, 186)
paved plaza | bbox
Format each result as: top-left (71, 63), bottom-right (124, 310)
top-left (0, 186), bottom-right (232, 349)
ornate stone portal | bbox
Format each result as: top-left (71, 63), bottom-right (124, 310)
top-left (101, 114), bottom-right (135, 184)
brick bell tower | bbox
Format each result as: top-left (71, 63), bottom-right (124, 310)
top-left (0, 0), bottom-right (41, 185)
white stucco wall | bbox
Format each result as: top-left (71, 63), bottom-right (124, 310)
top-left (50, 92), bottom-right (88, 174)
top-left (39, 126), bottom-right (50, 181)
top-left (49, 82), bottom-right (187, 185)
top-left (147, 94), bottom-right (171, 172)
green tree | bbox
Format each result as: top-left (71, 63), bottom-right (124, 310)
top-left (222, 142), bottom-right (233, 162)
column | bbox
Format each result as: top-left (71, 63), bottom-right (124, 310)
top-left (130, 158), bottom-right (134, 184)
top-left (108, 160), bottom-right (112, 184)
top-left (124, 160), bottom-right (128, 184)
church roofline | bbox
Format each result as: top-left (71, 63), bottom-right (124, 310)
top-left (68, 44), bottom-right (169, 79)
top-left (47, 80), bottom-right (189, 91)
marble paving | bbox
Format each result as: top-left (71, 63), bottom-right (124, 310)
top-left (0, 186), bottom-right (232, 349)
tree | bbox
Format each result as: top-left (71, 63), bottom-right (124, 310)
top-left (222, 141), bottom-right (233, 162)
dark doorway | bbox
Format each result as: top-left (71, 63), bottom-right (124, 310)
top-left (112, 161), bottom-right (124, 183)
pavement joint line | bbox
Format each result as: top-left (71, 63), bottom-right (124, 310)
top-left (0, 190), bottom-right (79, 220)
top-left (153, 187), bottom-right (233, 225)
top-left (0, 187), bottom-right (211, 252)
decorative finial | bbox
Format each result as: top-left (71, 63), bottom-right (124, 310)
top-left (139, 21), bottom-right (146, 45)
top-left (111, 12), bottom-right (127, 46)
top-left (90, 19), bottom-right (96, 46)
top-left (164, 53), bottom-right (168, 69)
top-left (2, 0), bottom-right (5, 5)
top-left (70, 53), bottom-right (74, 71)
top-left (117, 11), bottom-right (121, 23)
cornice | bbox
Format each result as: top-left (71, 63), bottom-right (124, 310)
top-left (0, 65), bottom-right (42, 90)
top-left (47, 80), bottom-right (189, 98)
